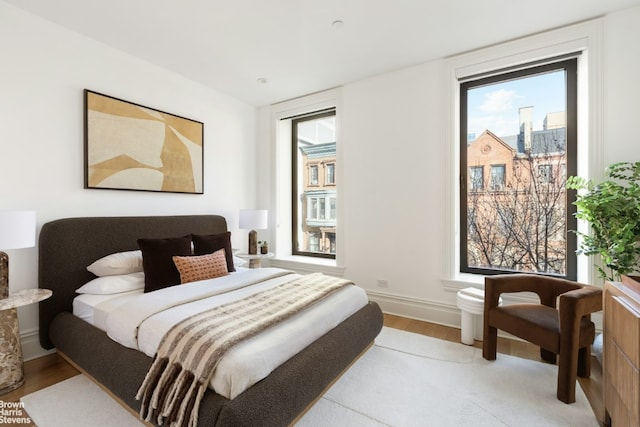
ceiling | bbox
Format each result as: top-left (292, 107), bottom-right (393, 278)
top-left (5, 0), bottom-right (640, 106)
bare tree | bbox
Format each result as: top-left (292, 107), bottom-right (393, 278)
top-left (467, 133), bottom-right (567, 275)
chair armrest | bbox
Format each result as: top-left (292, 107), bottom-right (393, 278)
top-left (485, 274), bottom-right (579, 308)
top-left (484, 275), bottom-right (536, 311)
top-left (559, 286), bottom-right (603, 319)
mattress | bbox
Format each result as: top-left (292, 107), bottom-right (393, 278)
top-left (73, 290), bottom-right (141, 327)
top-left (73, 267), bottom-right (368, 399)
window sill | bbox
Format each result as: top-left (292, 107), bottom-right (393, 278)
top-left (441, 273), bottom-right (485, 293)
top-left (268, 255), bottom-right (345, 277)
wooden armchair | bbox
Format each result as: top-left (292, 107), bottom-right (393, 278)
top-left (482, 274), bottom-right (602, 403)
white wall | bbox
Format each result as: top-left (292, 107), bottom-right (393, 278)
top-left (262, 5), bottom-right (640, 326)
top-left (340, 60), bottom-right (452, 319)
top-left (603, 7), bottom-right (640, 164)
top-left (0, 3), bottom-right (257, 358)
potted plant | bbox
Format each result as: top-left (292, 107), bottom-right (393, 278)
top-left (258, 241), bottom-right (269, 255)
top-left (567, 161), bottom-right (640, 282)
top-left (567, 161), bottom-right (640, 367)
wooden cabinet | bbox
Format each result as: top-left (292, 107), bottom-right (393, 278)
top-left (604, 277), bottom-right (640, 426)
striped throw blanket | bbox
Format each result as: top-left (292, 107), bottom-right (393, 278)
top-left (136, 273), bottom-right (353, 427)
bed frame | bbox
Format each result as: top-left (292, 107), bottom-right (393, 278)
top-left (38, 215), bottom-right (383, 426)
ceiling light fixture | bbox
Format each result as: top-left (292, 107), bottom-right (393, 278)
top-left (332, 20), bottom-right (344, 30)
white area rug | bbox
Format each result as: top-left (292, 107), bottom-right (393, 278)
top-left (21, 327), bottom-right (598, 426)
top-left (298, 327), bottom-right (598, 426)
top-left (20, 375), bottom-right (143, 427)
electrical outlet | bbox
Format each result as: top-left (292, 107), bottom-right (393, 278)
top-left (376, 279), bottom-right (389, 288)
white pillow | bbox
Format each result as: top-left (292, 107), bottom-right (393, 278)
top-left (76, 272), bottom-right (145, 295)
top-left (233, 255), bottom-right (249, 268)
top-left (87, 250), bottom-right (143, 276)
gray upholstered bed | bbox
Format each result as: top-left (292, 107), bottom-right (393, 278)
top-left (38, 215), bottom-right (383, 426)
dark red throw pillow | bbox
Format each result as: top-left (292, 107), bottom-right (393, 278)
top-left (138, 236), bottom-right (192, 292)
top-left (191, 232), bottom-right (235, 272)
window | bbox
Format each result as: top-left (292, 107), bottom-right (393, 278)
top-left (469, 166), bottom-right (484, 191)
top-left (292, 109), bottom-right (336, 258)
top-left (330, 197), bottom-right (336, 219)
top-left (309, 165), bottom-right (318, 185)
top-left (490, 164), bottom-right (506, 190)
top-left (308, 197), bottom-right (319, 220)
top-left (460, 58), bottom-right (577, 279)
top-left (326, 163), bottom-right (335, 185)
top-left (309, 233), bottom-right (320, 252)
top-left (538, 164), bottom-right (553, 183)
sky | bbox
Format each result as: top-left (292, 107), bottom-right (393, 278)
top-left (466, 70), bottom-right (565, 139)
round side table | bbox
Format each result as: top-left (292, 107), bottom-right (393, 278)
top-left (236, 253), bottom-right (274, 269)
top-left (0, 288), bottom-right (52, 394)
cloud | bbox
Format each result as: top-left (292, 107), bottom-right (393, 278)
top-left (480, 89), bottom-right (519, 114)
top-left (469, 115), bottom-right (517, 138)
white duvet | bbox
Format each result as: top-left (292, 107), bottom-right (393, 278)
top-left (79, 268), bottom-right (368, 399)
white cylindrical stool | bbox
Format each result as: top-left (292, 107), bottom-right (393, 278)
top-left (456, 287), bottom-right (501, 345)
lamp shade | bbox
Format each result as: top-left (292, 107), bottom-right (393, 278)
top-left (239, 209), bottom-right (268, 230)
top-left (0, 210), bottom-right (36, 250)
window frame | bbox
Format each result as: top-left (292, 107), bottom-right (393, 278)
top-left (459, 58), bottom-right (578, 280)
top-left (291, 108), bottom-right (337, 259)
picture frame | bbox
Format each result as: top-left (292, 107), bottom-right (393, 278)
top-left (84, 89), bottom-right (204, 194)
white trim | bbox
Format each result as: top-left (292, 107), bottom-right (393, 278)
top-left (443, 18), bottom-right (604, 288)
top-left (368, 289), bottom-right (462, 328)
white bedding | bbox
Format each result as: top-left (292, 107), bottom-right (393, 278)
top-left (74, 290), bottom-right (142, 327)
top-left (73, 267), bottom-right (368, 399)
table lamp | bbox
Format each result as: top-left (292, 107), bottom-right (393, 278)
top-left (0, 210), bottom-right (36, 394)
top-left (239, 209), bottom-right (268, 255)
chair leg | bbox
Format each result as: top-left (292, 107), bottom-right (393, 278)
top-left (483, 326), bottom-right (497, 360)
top-left (577, 346), bottom-right (591, 377)
top-left (557, 346), bottom-right (579, 404)
top-left (540, 348), bottom-right (556, 364)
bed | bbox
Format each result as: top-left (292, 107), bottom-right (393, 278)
top-left (38, 215), bottom-right (383, 426)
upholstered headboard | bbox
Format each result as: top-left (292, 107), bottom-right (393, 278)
top-left (38, 215), bottom-right (228, 349)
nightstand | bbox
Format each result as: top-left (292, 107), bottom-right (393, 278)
top-left (236, 253), bottom-right (274, 268)
top-left (0, 288), bottom-right (52, 394)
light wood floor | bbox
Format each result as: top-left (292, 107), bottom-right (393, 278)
top-left (3, 314), bottom-right (604, 426)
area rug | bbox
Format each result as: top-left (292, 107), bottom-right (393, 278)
top-left (20, 327), bottom-right (598, 426)
top-left (19, 374), bottom-right (142, 427)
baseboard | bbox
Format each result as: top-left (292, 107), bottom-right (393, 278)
top-left (367, 290), bottom-right (462, 328)
top-left (20, 328), bottom-right (54, 362)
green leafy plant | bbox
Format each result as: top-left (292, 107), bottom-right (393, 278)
top-left (566, 161), bottom-right (640, 281)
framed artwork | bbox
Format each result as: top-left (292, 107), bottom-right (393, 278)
top-left (84, 89), bottom-right (204, 194)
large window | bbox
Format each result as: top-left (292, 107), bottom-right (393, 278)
top-left (460, 58), bottom-right (577, 279)
top-left (292, 109), bottom-right (336, 258)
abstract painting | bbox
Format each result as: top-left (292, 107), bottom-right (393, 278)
top-left (84, 90), bottom-right (204, 194)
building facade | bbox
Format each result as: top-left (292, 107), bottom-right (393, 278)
top-left (298, 142), bottom-right (337, 255)
top-left (465, 108), bottom-right (568, 275)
